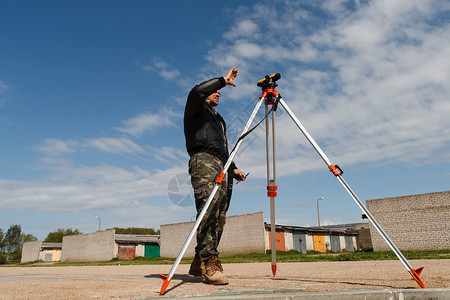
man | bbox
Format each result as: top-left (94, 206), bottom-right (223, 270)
top-left (184, 67), bottom-right (247, 285)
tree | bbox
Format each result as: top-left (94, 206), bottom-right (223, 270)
top-left (112, 227), bottom-right (160, 235)
top-left (0, 228), bottom-right (5, 252)
top-left (0, 226), bottom-right (38, 263)
top-left (11, 233), bottom-right (38, 262)
top-left (44, 228), bottom-right (81, 243)
top-left (21, 233), bottom-right (38, 244)
top-left (5, 225), bottom-right (22, 262)
top-left (0, 229), bottom-right (5, 264)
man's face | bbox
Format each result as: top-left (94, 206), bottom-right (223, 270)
top-left (206, 90), bottom-right (220, 107)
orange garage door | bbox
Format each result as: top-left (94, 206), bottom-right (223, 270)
top-left (268, 230), bottom-right (286, 251)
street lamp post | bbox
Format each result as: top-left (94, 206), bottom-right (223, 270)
top-left (96, 216), bottom-right (101, 231)
top-left (316, 197), bottom-right (324, 227)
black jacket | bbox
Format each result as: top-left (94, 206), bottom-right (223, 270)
top-left (184, 77), bottom-right (237, 172)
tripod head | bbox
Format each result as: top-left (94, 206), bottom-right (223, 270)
top-left (257, 73), bottom-right (281, 90)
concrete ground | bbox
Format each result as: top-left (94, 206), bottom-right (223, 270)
top-left (0, 259), bottom-right (449, 299)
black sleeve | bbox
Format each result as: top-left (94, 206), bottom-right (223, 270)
top-left (229, 162), bottom-right (237, 173)
top-left (185, 77), bottom-right (226, 116)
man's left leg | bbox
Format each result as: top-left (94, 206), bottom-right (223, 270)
top-left (212, 187), bottom-right (231, 273)
top-left (189, 254), bottom-right (205, 277)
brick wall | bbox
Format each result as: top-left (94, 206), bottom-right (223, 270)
top-left (366, 191), bottom-right (450, 251)
top-left (160, 212), bottom-right (266, 258)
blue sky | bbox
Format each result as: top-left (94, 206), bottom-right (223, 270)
top-left (1, 0), bottom-right (449, 240)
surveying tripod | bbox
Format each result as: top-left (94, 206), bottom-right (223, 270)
top-left (159, 73), bottom-right (426, 295)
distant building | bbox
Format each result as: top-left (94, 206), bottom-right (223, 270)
top-left (264, 223), bottom-right (359, 253)
top-left (40, 243), bottom-right (62, 262)
top-left (115, 234), bottom-right (160, 259)
top-left (21, 241), bottom-right (62, 263)
top-left (160, 212), bottom-right (266, 258)
top-left (318, 223), bottom-right (373, 250)
top-left (160, 212), bottom-right (359, 258)
top-left (21, 230), bottom-right (160, 263)
top-left (22, 190), bottom-right (448, 263)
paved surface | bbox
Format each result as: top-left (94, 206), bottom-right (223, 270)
top-left (0, 259), bottom-right (449, 299)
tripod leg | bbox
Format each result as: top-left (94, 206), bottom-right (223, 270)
top-left (270, 196), bottom-right (276, 275)
top-left (266, 105), bottom-right (277, 275)
top-left (278, 97), bottom-right (426, 288)
top-left (159, 95), bottom-right (265, 295)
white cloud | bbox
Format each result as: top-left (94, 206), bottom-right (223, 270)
top-left (0, 79), bottom-right (14, 108)
top-left (110, 203), bottom-right (193, 229)
top-left (5, 0), bottom-right (450, 236)
top-left (36, 107), bottom-right (181, 158)
top-left (114, 107), bottom-right (180, 137)
top-left (85, 137), bottom-right (145, 155)
top-left (0, 163), bottom-right (188, 212)
top-left (35, 138), bottom-right (79, 156)
top-left (36, 137), bottom-right (146, 156)
top-left (233, 40), bottom-right (264, 59)
top-left (206, 0), bottom-right (450, 176)
top-left (0, 80), bottom-right (10, 92)
top-left (141, 57), bottom-right (180, 81)
top-left (149, 146), bottom-right (189, 164)
top-left (223, 19), bottom-right (259, 40)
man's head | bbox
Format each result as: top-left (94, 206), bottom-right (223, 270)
top-left (206, 90), bottom-right (220, 107)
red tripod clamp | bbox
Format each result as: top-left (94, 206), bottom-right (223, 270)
top-left (267, 185), bottom-right (278, 197)
top-left (261, 89), bottom-right (279, 105)
top-left (328, 164), bottom-right (343, 176)
top-left (215, 172), bottom-right (226, 184)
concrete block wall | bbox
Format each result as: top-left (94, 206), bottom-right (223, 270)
top-left (136, 244), bottom-right (145, 257)
top-left (284, 231), bottom-right (294, 251)
top-left (160, 212), bottom-right (266, 258)
top-left (61, 229), bottom-right (116, 262)
top-left (339, 236), bottom-right (346, 251)
top-left (354, 227), bottom-right (373, 249)
top-left (366, 191), bottom-right (450, 251)
top-left (264, 230), bottom-right (270, 250)
top-left (306, 234), bottom-right (314, 251)
top-left (20, 240), bottom-right (42, 263)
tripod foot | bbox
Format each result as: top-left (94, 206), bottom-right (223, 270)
top-left (271, 263), bottom-right (277, 276)
top-left (409, 267), bottom-right (426, 288)
top-left (159, 274), bottom-right (172, 295)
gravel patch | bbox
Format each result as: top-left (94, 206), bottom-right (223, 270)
top-left (0, 259), bottom-right (448, 299)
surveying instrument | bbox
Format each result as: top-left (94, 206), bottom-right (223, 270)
top-left (159, 73), bottom-right (426, 295)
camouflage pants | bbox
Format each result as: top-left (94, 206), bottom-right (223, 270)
top-left (189, 152), bottom-right (230, 262)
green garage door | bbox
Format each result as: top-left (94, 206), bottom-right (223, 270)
top-left (145, 243), bottom-right (160, 258)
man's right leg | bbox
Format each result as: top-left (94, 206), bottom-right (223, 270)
top-left (188, 153), bottom-right (228, 284)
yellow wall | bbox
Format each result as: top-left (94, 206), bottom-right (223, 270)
top-left (42, 249), bottom-right (62, 262)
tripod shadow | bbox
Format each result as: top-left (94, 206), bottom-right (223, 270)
top-left (145, 273), bottom-right (203, 294)
top-left (270, 276), bottom-right (399, 289)
top-left (229, 274), bottom-right (408, 290)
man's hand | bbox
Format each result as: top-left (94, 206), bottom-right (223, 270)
top-left (233, 169), bottom-right (247, 181)
top-left (224, 67), bottom-right (238, 87)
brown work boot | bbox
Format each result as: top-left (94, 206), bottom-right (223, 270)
top-left (203, 256), bottom-right (229, 285)
top-left (189, 256), bottom-right (205, 277)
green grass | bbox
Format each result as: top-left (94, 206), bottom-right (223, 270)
top-left (3, 249), bottom-right (448, 267)
top-left (219, 249), bottom-right (450, 263)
